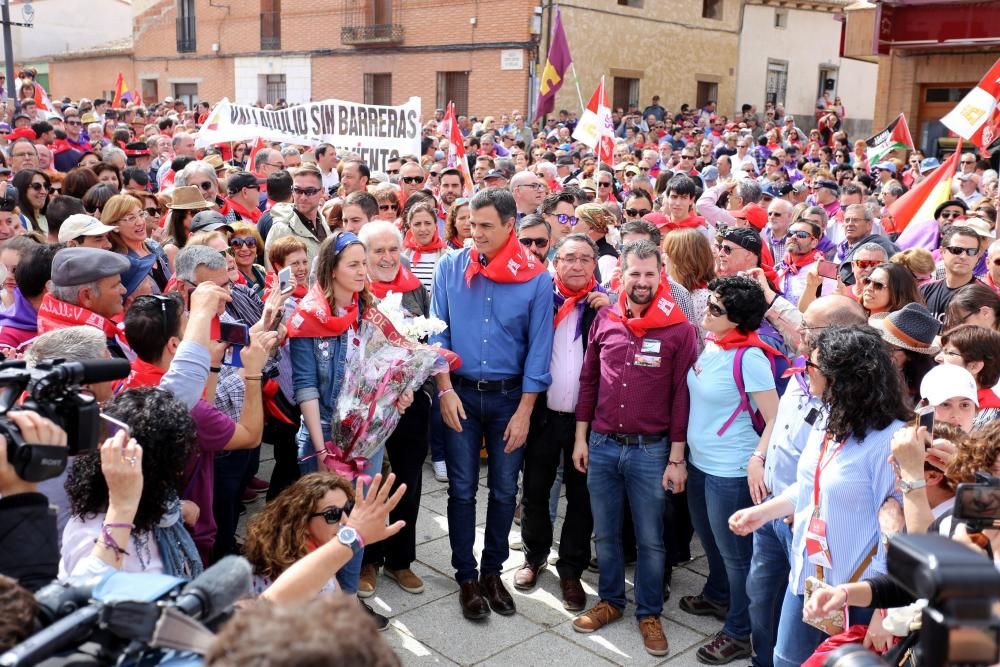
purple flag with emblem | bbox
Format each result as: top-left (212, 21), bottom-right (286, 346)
top-left (534, 9), bottom-right (572, 121)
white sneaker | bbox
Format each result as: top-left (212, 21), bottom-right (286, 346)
top-left (433, 460), bottom-right (448, 482)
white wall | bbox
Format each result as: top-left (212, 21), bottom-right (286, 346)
top-left (8, 0), bottom-right (132, 59)
top-left (736, 3), bottom-right (877, 129)
top-left (233, 56), bottom-right (312, 105)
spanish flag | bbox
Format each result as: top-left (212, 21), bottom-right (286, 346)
top-left (112, 72), bottom-right (133, 108)
top-left (889, 139), bottom-right (961, 237)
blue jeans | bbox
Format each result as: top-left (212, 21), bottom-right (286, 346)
top-left (444, 384), bottom-right (524, 583)
top-left (747, 518), bottom-right (793, 667)
top-left (295, 422), bottom-right (384, 594)
top-left (586, 432), bottom-right (667, 618)
top-left (686, 464), bottom-right (754, 640)
top-left (429, 390), bottom-right (446, 464)
top-left (774, 589), bottom-right (874, 667)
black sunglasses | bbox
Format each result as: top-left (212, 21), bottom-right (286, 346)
top-left (939, 211), bottom-right (963, 220)
top-left (310, 501), bottom-right (355, 524)
top-left (379, 204), bottom-right (398, 211)
top-left (402, 176), bottom-right (425, 184)
top-left (519, 237), bottom-right (549, 248)
top-left (786, 230), bottom-right (814, 240)
top-left (707, 300), bottom-right (727, 317)
top-left (293, 186), bottom-right (322, 196)
top-left (625, 208), bottom-right (651, 218)
top-left (943, 245), bottom-right (978, 257)
top-left (192, 181), bottom-right (214, 192)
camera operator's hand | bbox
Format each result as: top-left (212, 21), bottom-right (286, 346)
top-left (240, 330), bottom-right (279, 377)
top-left (345, 473), bottom-right (406, 547)
top-left (0, 411), bottom-right (67, 496)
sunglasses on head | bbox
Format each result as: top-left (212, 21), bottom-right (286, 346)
top-left (293, 186), bottom-right (322, 196)
top-left (379, 203), bottom-right (398, 212)
top-left (943, 245), bottom-right (978, 257)
top-left (853, 259), bottom-right (880, 270)
top-left (309, 500), bottom-right (355, 524)
top-left (625, 208), bottom-right (651, 218)
top-left (862, 276), bottom-right (887, 290)
top-left (519, 237), bottom-right (549, 248)
top-left (402, 176), bottom-right (425, 184)
top-left (230, 237), bottom-right (257, 248)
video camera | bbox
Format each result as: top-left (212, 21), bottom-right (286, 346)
top-left (0, 358), bottom-right (130, 483)
top-left (953, 473), bottom-right (1000, 535)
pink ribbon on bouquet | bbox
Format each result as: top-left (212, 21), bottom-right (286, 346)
top-left (322, 445), bottom-right (372, 484)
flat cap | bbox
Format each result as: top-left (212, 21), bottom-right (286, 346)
top-left (52, 247), bottom-right (130, 287)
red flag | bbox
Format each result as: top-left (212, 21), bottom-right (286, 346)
top-left (572, 77), bottom-right (614, 165)
top-left (941, 58), bottom-right (1000, 151)
top-left (445, 102), bottom-right (474, 196)
top-left (245, 137), bottom-right (265, 173)
top-left (886, 139), bottom-right (961, 235)
top-left (32, 82), bottom-right (51, 113)
top-left (112, 72), bottom-right (125, 108)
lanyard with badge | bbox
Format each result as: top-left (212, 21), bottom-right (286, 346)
top-left (805, 432), bottom-right (847, 570)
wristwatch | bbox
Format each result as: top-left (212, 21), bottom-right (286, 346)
top-left (899, 478), bottom-right (927, 494)
top-left (337, 526), bottom-right (364, 556)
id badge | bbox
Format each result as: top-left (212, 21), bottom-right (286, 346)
top-left (634, 353), bottom-right (661, 368)
top-left (223, 346), bottom-right (244, 368)
top-left (641, 338), bottom-right (661, 354)
top-left (805, 515), bottom-right (833, 569)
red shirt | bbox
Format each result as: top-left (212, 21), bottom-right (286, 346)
top-left (576, 305), bottom-right (698, 440)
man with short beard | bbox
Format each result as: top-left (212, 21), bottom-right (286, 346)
top-left (571, 239), bottom-right (696, 657)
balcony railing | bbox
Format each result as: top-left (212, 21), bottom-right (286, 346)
top-left (261, 10), bottom-right (281, 50)
top-left (176, 15), bottom-right (196, 52)
top-left (341, 23), bottom-right (403, 45)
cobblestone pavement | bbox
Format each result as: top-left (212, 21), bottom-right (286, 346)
top-left (247, 447), bottom-right (724, 667)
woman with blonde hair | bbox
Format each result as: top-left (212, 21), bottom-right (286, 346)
top-left (230, 222), bottom-right (267, 297)
top-left (890, 247), bottom-right (936, 287)
top-left (104, 193), bottom-right (172, 291)
top-left (663, 227), bottom-right (716, 330)
top-left (576, 202), bottom-right (619, 280)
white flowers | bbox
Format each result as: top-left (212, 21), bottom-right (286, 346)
top-left (376, 291), bottom-right (448, 341)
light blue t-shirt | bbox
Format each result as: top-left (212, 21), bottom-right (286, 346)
top-left (686, 344), bottom-right (775, 478)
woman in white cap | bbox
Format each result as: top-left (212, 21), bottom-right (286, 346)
top-left (936, 324), bottom-right (1000, 430)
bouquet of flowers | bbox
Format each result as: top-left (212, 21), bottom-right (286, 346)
top-left (325, 292), bottom-right (459, 479)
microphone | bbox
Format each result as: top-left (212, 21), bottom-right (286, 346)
top-left (0, 606), bottom-right (101, 667)
top-left (173, 556), bottom-right (253, 623)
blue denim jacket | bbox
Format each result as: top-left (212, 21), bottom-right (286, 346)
top-left (290, 330), bottom-right (350, 427)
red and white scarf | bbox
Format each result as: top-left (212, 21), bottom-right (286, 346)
top-left (607, 283), bottom-right (687, 337)
top-left (286, 284), bottom-right (358, 339)
top-left (464, 230), bottom-right (545, 287)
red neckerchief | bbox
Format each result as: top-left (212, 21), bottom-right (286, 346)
top-left (436, 201), bottom-right (448, 221)
top-left (553, 275), bottom-right (596, 327)
top-left (403, 229), bottom-right (446, 264)
top-left (608, 283), bottom-right (687, 337)
top-left (978, 387), bottom-right (1000, 410)
top-left (707, 328), bottom-right (787, 363)
top-left (464, 229), bottom-right (545, 287)
top-left (368, 264), bottom-right (422, 299)
top-left (37, 294), bottom-right (119, 339)
top-left (226, 197), bottom-right (262, 223)
top-left (983, 272), bottom-right (999, 295)
top-left (777, 250), bottom-right (824, 282)
top-left (262, 271), bottom-right (308, 302)
top-left (233, 271), bottom-right (248, 287)
top-left (119, 357), bottom-right (166, 392)
top-left (216, 198), bottom-right (232, 217)
top-left (659, 212), bottom-right (705, 232)
top-left (286, 283), bottom-right (358, 338)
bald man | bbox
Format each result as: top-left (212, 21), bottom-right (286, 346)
top-left (509, 171), bottom-right (545, 218)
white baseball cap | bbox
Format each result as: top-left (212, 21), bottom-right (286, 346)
top-left (57, 214), bottom-right (117, 244)
top-left (919, 364), bottom-right (979, 407)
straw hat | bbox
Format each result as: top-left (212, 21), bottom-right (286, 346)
top-left (167, 185), bottom-right (214, 211)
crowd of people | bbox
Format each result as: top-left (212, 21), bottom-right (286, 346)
top-left (0, 67), bottom-right (998, 666)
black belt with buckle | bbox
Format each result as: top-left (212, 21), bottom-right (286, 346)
top-left (452, 374), bottom-right (522, 393)
top-left (603, 432), bottom-right (668, 446)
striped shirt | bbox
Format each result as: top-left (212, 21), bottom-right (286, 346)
top-left (781, 418), bottom-right (904, 593)
top-left (403, 248), bottom-right (447, 293)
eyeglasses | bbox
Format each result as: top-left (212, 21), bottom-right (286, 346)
top-left (557, 254), bottom-right (595, 265)
top-left (264, 162), bottom-right (285, 169)
top-left (379, 204), bottom-right (398, 212)
top-left (943, 245), bottom-right (979, 257)
top-left (862, 277), bottom-right (887, 290)
top-left (680, 154), bottom-right (696, 160)
top-left (786, 230), bottom-right (814, 240)
top-left (853, 259), bottom-right (881, 270)
top-left (597, 181), bottom-right (612, 188)
top-left (519, 237), bottom-right (549, 248)
top-left (553, 213), bottom-right (578, 226)
top-left (625, 208), bottom-right (651, 218)
top-left (65, 119), bottom-right (82, 126)
top-left (429, 171), bottom-right (439, 178)
top-left (190, 181), bottom-right (214, 192)
top-left (707, 301), bottom-right (727, 317)
top-left (804, 358), bottom-right (822, 372)
top-left (939, 211), bottom-right (963, 220)
top-left (939, 348), bottom-right (964, 358)
top-left (516, 183), bottom-right (545, 191)
top-left (309, 501), bottom-right (355, 524)
top-left (716, 243), bottom-right (736, 256)
top-left (120, 212), bottom-right (144, 225)
top-left (961, 160), bottom-right (976, 165)
top-left (293, 186), bottom-right (322, 196)
top-left (28, 182), bottom-right (50, 192)
top-left (639, 167), bottom-right (650, 172)
top-left (402, 176), bottom-right (425, 185)
top-left (231, 237), bottom-right (257, 248)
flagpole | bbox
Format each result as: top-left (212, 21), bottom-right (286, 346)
top-left (568, 62), bottom-right (585, 116)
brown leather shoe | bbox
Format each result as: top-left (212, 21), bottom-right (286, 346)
top-left (358, 564), bottom-right (377, 599)
top-left (572, 599), bottom-right (623, 633)
top-left (459, 579), bottom-right (491, 620)
top-left (479, 574), bottom-right (516, 615)
top-left (638, 615), bottom-right (669, 656)
top-left (560, 577), bottom-right (586, 612)
top-left (513, 560), bottom-right (546, 590)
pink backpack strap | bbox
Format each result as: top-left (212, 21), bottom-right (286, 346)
top-left (717, 347), bottom-right (751, 437)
